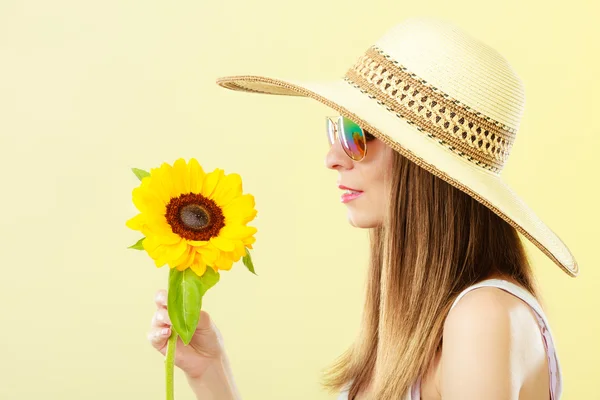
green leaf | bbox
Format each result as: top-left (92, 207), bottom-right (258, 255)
top-left (132, 167), bottom-right (150, 181)
top-left (127, 237), bottom-right (145, 250)
top-left (167, 266), bottom-right (220, 345)
top-left (199, 265), bottom-right (221, 290)
top-left (242, 248), bottom-right (257, 275)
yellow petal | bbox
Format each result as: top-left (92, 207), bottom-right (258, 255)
top-left (152, 242), bottom-right (182, 268)
top-left (196, 244), bottom-right (219, 266)
top-left (201, 168), bottom-right (224, 199)
top-left (189, 158), bottom-right (206, 194)
top-left (160, 233), bottom-right (182, 245)
top-left (143, 234), bottom-right (181, 255)
top-left (242, 236), bottom-right (256, 247)
top-left (132, 181), bottom-right (165, 213)
top-left (146, 167), bottom-right (170, 204)
top-left (210, 236), bottom-right (235, 252)
top-left (220, 225), bottom-right (257, 240)
top-left (187, 240), bottom-right (209, 247)
top-left (225, 209), bottom-right (258, 225)
top-left (143, 200), bottom-right (167, 217)
top-left (143, 235), bottom-right (162, 252)
top-left (166, 238), bottom-right (188, 262)
top-left (190, 261), bottom-right (207, 277)
top-left (232, 240), bottom-right (246, 261)
top-left (149, 162), bottom-right (178, 202)
top-left (182, 247), bottom-right (196, 266)
top-left (145, 214), bottom-right (172, 236)
top-left (173, 158), bottom-right (190, 195)
top-left (160, 162), bottom-right (176, 195)
top-left (125, 213), bottom-right (146, 231)
top-left (223, 193), bottom-right (255, 211)
top-left (171, 245), bottom-right (195, 268)
top-left (211, 173), bottom-right (243, 207)
top-left (222, 194), bottom-right (257, 224)
top-left (152, 248), bottom-right (171, 265)
top-left (214, 252), bottom-right (234, 271)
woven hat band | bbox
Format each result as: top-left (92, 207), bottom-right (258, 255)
top-left (344, 46), bottom-right (518, 173)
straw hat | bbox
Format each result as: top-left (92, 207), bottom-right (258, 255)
top-left (216, 17), bottom-right (578, 277)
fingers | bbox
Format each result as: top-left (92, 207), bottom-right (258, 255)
top-left (147, 326), bottom-right (171, 354)
top-left (152, 289), bottom-right (171, 326)
top-left (152, 307), bottom-right (172, 328)
top-left (196, 310), bottom-right (212, 330)
top-left (154, 289), bottom-right (167, 308)
top-left (149, 289), bottom-right (172, 353)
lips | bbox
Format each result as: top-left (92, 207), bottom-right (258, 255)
top-left (338, 184), bottom-right (363, 192)
top-left (340, 191), bottom-right (363, 203)
top-left (338, 184), bottom-right (363, 203)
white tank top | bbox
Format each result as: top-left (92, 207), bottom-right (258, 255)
top-left (337, 278), bottom-right (563, 400)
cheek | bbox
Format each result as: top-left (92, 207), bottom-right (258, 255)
top-left (371, 147), bottom-right (393, 200)
top-left (361, 141), bottom-right (394, 195)
top-left (362, 167), bottom-right (387, 205)
top-left (371, 144), bottom-right (393, 181)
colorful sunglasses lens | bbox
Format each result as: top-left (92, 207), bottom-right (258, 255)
top-left (339, 116), bottom-right (366, 161)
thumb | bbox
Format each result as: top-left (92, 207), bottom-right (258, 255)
top-left (195, 310), bottom-right (224, 344)
top-left (196, 310), bottom-right (214, 332)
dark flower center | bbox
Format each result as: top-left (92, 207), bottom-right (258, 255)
top-left (165, 193), bottom-right (225, 241)
top-left (180, 204), bottom-right (210, 229)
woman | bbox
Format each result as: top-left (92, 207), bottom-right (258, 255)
top-left (147, 17), bottom-right (577, 399)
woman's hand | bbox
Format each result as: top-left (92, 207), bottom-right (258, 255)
top-left (147, 289), bottom-right (227, 380)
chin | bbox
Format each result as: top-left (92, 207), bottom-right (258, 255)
top-left (347, 212), bottom-right (379, 229)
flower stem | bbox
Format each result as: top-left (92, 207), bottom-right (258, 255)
top-left (166, 329), bottom-right (178, 400)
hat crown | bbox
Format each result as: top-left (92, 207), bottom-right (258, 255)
top-left (344, 18), bottom-right (525, 173)
top-left (376, 17), bottom-right (526, 131)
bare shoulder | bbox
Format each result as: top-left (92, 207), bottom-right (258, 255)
top-left (445, 285), bottom-right (530, 330)
top-left (439, 286), bottom-right (548, 400)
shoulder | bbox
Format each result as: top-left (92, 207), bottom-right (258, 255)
top-left (445, 285), bottom-right (528, 332)
top-left (440, 286), bottom-right (542, 399)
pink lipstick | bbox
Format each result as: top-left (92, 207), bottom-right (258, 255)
top-left (341, 191), bottom-right (364, 203)
top-left (338, 185), bottom-right (364, 203)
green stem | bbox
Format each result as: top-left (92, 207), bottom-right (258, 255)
top-left (166, 330), bottom-right (178, 400)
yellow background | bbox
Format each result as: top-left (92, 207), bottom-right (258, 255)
top-left (0, 0), bottom-right (597, 399)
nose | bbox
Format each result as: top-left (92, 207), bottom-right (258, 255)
top-left (325, 136), bottom-right (353, 170)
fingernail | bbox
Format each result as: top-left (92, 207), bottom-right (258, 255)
top-left (161, 328), bottom-right (170, 335)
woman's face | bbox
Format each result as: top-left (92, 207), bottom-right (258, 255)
top-left (325, 130), bottom-right (394, 228)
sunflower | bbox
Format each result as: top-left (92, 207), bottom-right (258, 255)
top-left (126, 158), bottom-right (257, 277)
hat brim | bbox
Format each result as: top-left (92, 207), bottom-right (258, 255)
top-left (216, 75), bottom-right (578, 277)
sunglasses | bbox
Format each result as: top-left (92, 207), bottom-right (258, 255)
top-left (326, 116), bottom-right (376, 162)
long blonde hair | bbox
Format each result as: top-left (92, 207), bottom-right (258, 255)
top-left (319, 149), bottom-right (539, 399)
